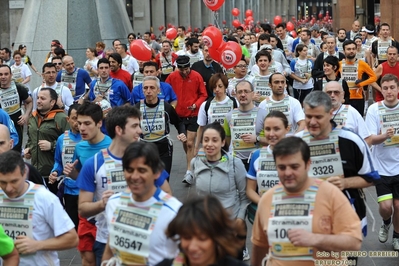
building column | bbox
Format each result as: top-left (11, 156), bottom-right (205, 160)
top-left (333, 0), bottom-right (355, 32)
top-left (151, 0), bottom-right (165, 35)
top-left (380, 0), bottom-right (399, 39)
top-left (165, 0), bottom-right (178, 27)
top-left (178, 0), bottom-right (190, 28)
top-left (271, 0), bottom-right (276, 23)
top-left (132, 0), bottom-right (150, 34)
top-left (190, 0), bottom-right (202, 29)
top-left (201, 3), bottom-right (212, 30)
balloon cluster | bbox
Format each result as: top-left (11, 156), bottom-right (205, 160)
top-left (202, 26), bottom-right (242, 69)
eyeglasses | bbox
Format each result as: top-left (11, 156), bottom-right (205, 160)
top-left (235, 65), bottom-right (248, 69)
top-left (53, 62), bottom-right (62, 65)
top-left (236, 90), bottom-right (253, 95)
top-left (326, 90), bottom-right (341, 95)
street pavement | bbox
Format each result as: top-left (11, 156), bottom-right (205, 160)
top-left (56, 127), bottom-right (399, 266)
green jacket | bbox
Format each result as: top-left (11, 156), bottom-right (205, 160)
top-left (27, 108), bottom-right (70, 177)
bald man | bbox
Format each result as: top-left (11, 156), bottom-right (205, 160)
top-left (0, 124), bottom-right (46, 186)
top-left (347, 20), bottom-right (361, 40)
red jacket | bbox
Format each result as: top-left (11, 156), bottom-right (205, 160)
top-left (110, 68), bottom-right (133, 91)
top-left (165, 70), bottom-right (207, 117)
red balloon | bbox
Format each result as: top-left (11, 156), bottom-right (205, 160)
top-left (245, 9), bottom-right (253, 18)
top-left (247, 16), bottom-right (254, 22)
top-left (232, 19), bottom-right (241, 28)
top-left (220, 41), bottom-right (242, 69)
top-left (208, 42), bottom-right (225, 62)
top-left (167, 23), bottom-right (173, 29)
top-left (290, 30), bottom-right (297, 38)
top-left (231, 7), bottom-right (240, 17)
top-left (202, 26), bottom-right (223, 49)
top-left (274, 16), bottom-right (282, 25)
top-left (158, 25), bottom-right (164, 31)
top-left (318, 13), bottom-right (323, 19)
top-left (130, 40), bottom-right (152, 61)
top-left (286, 21), bottom-right (294, 31)
top-left (292, 16), bottom-right (296, 21)
top-left (151, 33), bottom-right (156, 40)
top-left (222, 20), bottom-right (226, 25)
top-left (165, 28), bottom-right (177, 40)
top-left (203, 0), bottom-right (225, 11)
top-left (255, 27), bottom-right (260, 33)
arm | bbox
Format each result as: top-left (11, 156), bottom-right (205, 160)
top-left (234, 159), bottom-right (250, 220)
top-left (195, 125), bottom-right (204, 154)
top-left (357, 62), bottom-right (377, 87)
top-left (51, 137), bottom-right (64, 175)
top-left (19, 96), bottom-right (33, 125)
top-left (246, 178), bottom-right (260, 204)
top-left (296, 120), bottom-right (306, 133)
top-left (22, 75), bottom-right (31, 85)
top-left (78, 190), bottom-right (113, 218)
top-left (251, 244), bottom-right (268, 266)
top-left (327, 175), bottom-right (373, 190)
top-left (2, 247), bottom-right (19, 266)
top-left (160, 180), bottom-right (172, 195)
top-left (101, 239), bottom-right (114, 262)
top-left (194, 77), bottom-right (208, 108)
top-left (288, 230), bottom-right (361, 252)
top-left (15, 229), bottom-right (78, 254)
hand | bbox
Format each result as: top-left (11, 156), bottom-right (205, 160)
top-left (354, 79), bottom-right (363, 85)
top-left (49, 171), bottom-right (58, 184)
top-left (38, 140), bottom-right (51, 151)
top-left (15, 236), bottom-right (40, 254)
top-left (77, 98), bottom-right (85, 104)
top-left (93, 95), bottom-right (103, 103)
top-left (326, 175), bottom-right (346, 190)
top-left (240, 134), bottom-right (256, 143)
top-left (287, 229), bottom-right (315, 247)
top-left (101, 189), bottom-right (114, 207)
top-left (253, 91), bottom-right (261, 102)
top-left (385, 127), bottom-right (395, 139)
top-left (63, 159), bottom-right (78, 176)
top-left (17, 113), bottom-right (28, 125)
top-left (24, 148), bottom-right (31, 159)
top-left (177, 133), bottom-right (187, 143)
top-left (187, 104), bottom-right (196, 110)
top-left (56, 97), bottom-right (64, 108)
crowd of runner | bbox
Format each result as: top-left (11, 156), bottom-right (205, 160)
top-left (0, 18), bottom-right (398, 266)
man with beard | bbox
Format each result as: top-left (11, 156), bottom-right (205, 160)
top-left (109, 53), bottom-right (132, 91)
top-left (176, 38), bottom-right (203, 67)
top-left (0, 48), bottom-right (14, 66)
top-left (165, 55), bottom-right (207, 184)
top-left (340, 40), bottom-right (376, 115)
top-left (372, 46), bottom-right (399, 102)
top-left (336, 28), bottom-right (347, 53)
top-left (25, 88), bottom-right (69, 194)
top-left (191, 45), bottom-right (223, 98)
top-left (155, 40), bottom-right (178, 81)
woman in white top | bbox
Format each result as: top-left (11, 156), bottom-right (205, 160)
top-left (246, 111), bottom-right (289, 223)
top-left (195, 73), bottom-right (237, 154)
top-left (83, 47), bottom-right (98, 80)
top-left (11, 50), bottom-right (32, 91)
top-left (289, 44), bottom-right (314, 104)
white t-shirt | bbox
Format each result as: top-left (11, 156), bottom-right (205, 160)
top-left (105, 189), bottom-right (182, 265)
top-left (365, 102), bottom-right (399, 176)
top-left (175, 50), bottom-right (204, 66)
top-left (2, 181), bottom-right (75, 266)
top-left (84, 58), bottom-right (99, 80)
top-left (291, 58), bottom-right (313, 90)
top-left (227, 75), bottom-right (255, 97)
top-left (333, 104), bottom-right (371, 140)
top-left (259, 96), bottom-right (304, 134)
top-left (250, 61), bottom-right (284, 76)
top-left (11, 63), bottom-right (32, 91)
top-left (197, 96), bottom-right (233, 126)
top-left (122, 55), bottom-right (140, 75)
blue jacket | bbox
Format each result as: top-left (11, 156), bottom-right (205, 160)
top-left (131, 81), bottom-right (177, 105)
top-left (0, 108), bottom-right (19, 147)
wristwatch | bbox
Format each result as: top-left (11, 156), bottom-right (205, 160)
top-left (256, 136), bottom-right (260, 143)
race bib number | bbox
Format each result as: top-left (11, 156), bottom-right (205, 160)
top-left (380, 112), bottom-right (399, 147)
top-left (308, 142), bottom-right (344, 179)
